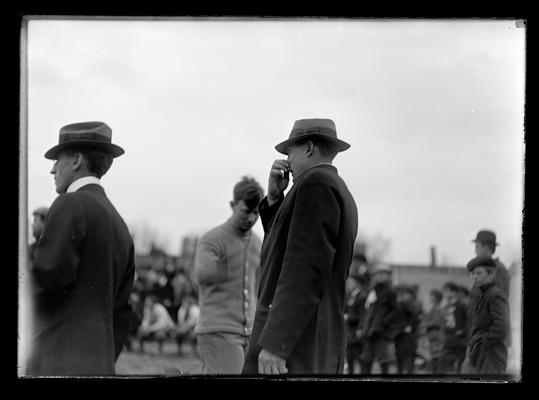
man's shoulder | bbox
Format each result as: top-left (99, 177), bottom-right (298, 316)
top-left (200, 222), bottom-right (230, 242)
top-left (301, 165), bottom-right (338, 184)
top-left (49, 192), bottom-right (85, 215)
top-left (485, 284), bottom-right (507, 301)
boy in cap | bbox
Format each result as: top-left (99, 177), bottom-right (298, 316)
top-left (465, 256), bottom-right (510, 375)
top-left (26, 121), bottom-right (135, 376)
top-left (393, 284), bottom-right (421, 374)
top-left (358, 264), bottom-right (398, 374)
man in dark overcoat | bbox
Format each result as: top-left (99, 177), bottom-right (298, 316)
top-left (241, 118), bottom-right (358, 375)
top-left (26, 121), bottom-right (135, 376)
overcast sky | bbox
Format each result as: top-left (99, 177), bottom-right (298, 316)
top-left (23, 18), bottom-right (526, 266)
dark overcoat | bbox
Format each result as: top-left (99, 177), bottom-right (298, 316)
top-left (27, 184), bottom-right (135, 376)
top-left (242, 164), bottom-right (358, 374)
top-left (467, 282), bottom-right (509, 374)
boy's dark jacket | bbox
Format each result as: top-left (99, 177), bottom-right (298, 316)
top-left (361, 282), bottom-right (399, 341)
top-left (467, 281), bottom-right (510, 367)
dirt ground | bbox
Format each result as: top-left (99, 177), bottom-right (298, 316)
top-left (115, 340), bottom-right (203, 376)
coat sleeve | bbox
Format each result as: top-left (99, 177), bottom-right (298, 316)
top-left (194, 236), bottom-right (225, 285)
top-left (257, 181), bottom-right (340, 359)
top-left (382, 291), bottom-right (399, 331)
top-left (485, 291), bottom-right (509, 344)
top-left (259, 195), bottom-right (284, 233)
top-left (32, 194), bottom-right (86, 292)
top-left (113, 241), bottom-right (135, 360)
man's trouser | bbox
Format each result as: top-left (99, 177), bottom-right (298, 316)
top-left (197, 332), bottom-right (250, 374)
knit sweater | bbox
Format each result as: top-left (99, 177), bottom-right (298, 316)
top-left (194, 218), bottom-right (261, 336)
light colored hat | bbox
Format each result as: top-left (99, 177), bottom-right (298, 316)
top-left (371, 263), bottom-right (393, 276)
top-left (274, 118), bottom-right (350, 155)
top-left (44, 121), bottom-right (125, 160)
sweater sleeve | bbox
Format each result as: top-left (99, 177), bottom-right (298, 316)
top-left (257, 181), bottom-right (340, 359)
top-left (32, 194), bottom-right (87, 292)
top-left (194, 235), bottom-right (225, 285)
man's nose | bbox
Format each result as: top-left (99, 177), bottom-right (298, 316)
top-left (50, 165), bottom-right (56, 174)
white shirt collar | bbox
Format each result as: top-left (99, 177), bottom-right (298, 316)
top-left (66, 176), bottom-right (102, 193)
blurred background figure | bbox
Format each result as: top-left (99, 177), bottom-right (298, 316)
top-left (358, 264), bottom-right (398, 374)
top-left (175, 294), bottom-right (200, 355)
top-left (440, 281), bottom-right (468, 373)
top-left (152, 270), bottom-right (175, 320)
top-left (456, 285), bottom-right (471, 308)
top-left (393, 284), bottom-right (421, 374)
top-left (421, 288), bottom-right (446, 373)
top-left (344, 265), bottom-right (369, 374)
top-left (28, 207), bottom-right (48, 263)
top-left (137, 295), bottom-right (176, 354)
top-left (124, 271), bottom-right (147, 352)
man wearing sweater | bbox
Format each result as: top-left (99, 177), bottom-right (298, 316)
top-left (194, 176), bottom-right (264, 374)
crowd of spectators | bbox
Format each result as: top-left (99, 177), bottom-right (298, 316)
top-left (344, 256), bottom-right (475, 375)
top-left (125, 260), bottom-right (199, 355)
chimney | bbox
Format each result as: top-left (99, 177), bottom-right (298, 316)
top-left (430, 246), bottom-right (437, 268)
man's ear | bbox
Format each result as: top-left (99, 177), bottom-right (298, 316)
top-left (305, 140), bottom-right (315, 157)
top-left (72, 153), bottom-right (85, 171)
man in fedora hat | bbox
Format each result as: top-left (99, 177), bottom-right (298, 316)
top-left (241, 118), bottom-right (358, 375)
top-left (26, 121), bottom-right (135, 376)
top-left (472, 230), bottom-right (510, 299)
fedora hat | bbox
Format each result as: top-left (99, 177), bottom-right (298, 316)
top-left (44, 121), bottom-right (125, 160)
top-left (471, 230), bottom-right (499, 246)
top-left (274, 118), bottom-right (350, 155)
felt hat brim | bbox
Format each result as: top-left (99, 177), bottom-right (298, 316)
top-left (44, 141), bottom-right (125, 160)
top-left (275, 133), bottom-right (350, 155)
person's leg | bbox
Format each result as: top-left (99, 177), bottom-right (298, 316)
top-left (394, 337), bottom-right (404, 374)
top-left (380, 362), bottom-right (390, 374)
top-left (431, 357), bottom-right (440, 373)
top-left (404, 353), bottom-right (415, 374)
top-left (477, 345), bottom-right (508, 375)
top-left (196, 333), bottom-right (247, 374)
top-left (454, 347), bottom-right (467, 373)
top-left (440, 348), bottom-right (456, 373)
top-left (405, 337), bottom-right (417, 374)
top-left (359, 339), bottom-right (374, 374)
